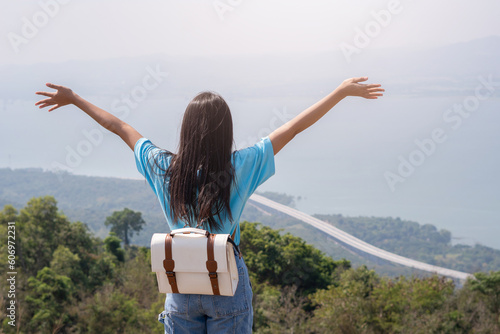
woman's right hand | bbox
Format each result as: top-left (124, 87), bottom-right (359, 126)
top-left (35, 83), bottom-right (77, 112)
top-left (338, 77), bottom-right (384, 99)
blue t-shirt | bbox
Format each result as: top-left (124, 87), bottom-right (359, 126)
top-left (134, 137), bottom-right (275, 245)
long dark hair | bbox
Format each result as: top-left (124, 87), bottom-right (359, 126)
top-left (152, 91), bottom-right (235, 231)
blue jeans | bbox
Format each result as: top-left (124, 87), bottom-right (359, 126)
top-left (158, 248), bottom-right (253, 333)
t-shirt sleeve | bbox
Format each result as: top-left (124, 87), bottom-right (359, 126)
top-left (235, 136), bottom-right (276, 199)
top-left (134, 138), bottom-right (163, 189)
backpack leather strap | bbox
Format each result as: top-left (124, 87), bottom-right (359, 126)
top-left (206, 233), bottom-right (220, 295)
top-left (163, 234), bottom-right (179, 293)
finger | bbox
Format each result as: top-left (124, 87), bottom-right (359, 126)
top-left (37, 100), bottom-right (57, 108)
top-left (38, 102), bottom-right (56, 108)
top-left (352, 76), bottom-right (368, 83)
top-left (35, 91), bottom-right (55, 97)
top-left (366, 84), bottom-right (382, 88)
top-left (46, 83), bottom-right (63, 89)
top-left (35, 98), bottom-right (53, 106)
top-left (367, 87), bottom-right (385, 92)
top-left (36, 99), bottom-right (56, 105)
top-left (48, 104), bottom-right (60, 112)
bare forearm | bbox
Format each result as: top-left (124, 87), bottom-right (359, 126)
top-left (288, 87), bottom-right (345, 137)
top-left (36, 83), bottom-right (144, 150)
top-left (73, 94), bottom-right (124, 134)
top-left (269, 87), bottom-right (346, 155)
top-left (73, 94), bottom-right (142, 150)
top-left (268, 77), bottom-right (383, 155)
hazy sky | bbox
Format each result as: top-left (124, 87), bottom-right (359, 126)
top-left (1, 0), bottom-right (500, 65)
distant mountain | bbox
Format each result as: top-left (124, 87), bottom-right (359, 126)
top-left (1, 168), bottom-right (499, 276)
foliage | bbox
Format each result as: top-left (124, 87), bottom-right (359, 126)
top-left (1, 196), bottom-right (500, 333)
top-left (0, 197), bottom-right (162, 333)
top-left (240, 221), bottom-right (350, 295)
top-left (468, 271), bottom-right (500, 314)
top-left (104, 232), bottom-right (126, 262)
top-left (104, 208), bottom-right (146, 246)
top-left (24, 267), bottom-right (75, 333)
top-left (50, 245), bottom-right (84, 282)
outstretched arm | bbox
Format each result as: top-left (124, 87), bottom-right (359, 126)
top-left (35, 83), bottom-right (142, 151)
top-left (268, 77), bottom-right (384, 155)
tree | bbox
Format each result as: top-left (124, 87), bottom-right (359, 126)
top-left (104, 232), bottom-right (125, 262)
top-left (468, 271), bottom-right (500, 313)
top-left (104, 208), bottom-right (145, 247)
top-left (16, 196), bottom-right (73, 276)
top-left (24, 267), bottom-right (75, 333)
top-left (50, 245), bottom-right (84, 282)
top-left (240, 221), bottom-right (350, 295)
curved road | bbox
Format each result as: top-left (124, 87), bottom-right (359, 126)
top-left (249, 194), bottom-right (473, 281)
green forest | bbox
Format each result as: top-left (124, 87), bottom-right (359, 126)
top-left (1, 196), bottom-right (500, 333)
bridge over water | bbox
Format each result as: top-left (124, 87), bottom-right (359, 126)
top-left (249, 194), bottom-right (473, 281)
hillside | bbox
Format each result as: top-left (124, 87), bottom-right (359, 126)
top-left (0, 168), bottom-right (165, 244)
top-left (1, 168), bottom-right (499, 276)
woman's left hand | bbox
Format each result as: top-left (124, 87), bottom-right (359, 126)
top-left (35, 83), bottom-right (77, 112)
